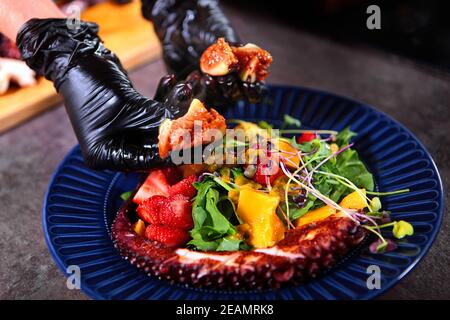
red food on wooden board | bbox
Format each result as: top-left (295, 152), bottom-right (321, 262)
top-left (0, 34), bottom-right (21, 59)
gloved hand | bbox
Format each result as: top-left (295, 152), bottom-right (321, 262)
top-left (142, 0), bottom-right (268, 107)
top-left (16, 18), bottom-right (191, 171)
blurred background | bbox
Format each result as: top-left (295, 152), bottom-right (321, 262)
top-left (239, 0), bottom-right (450, 71)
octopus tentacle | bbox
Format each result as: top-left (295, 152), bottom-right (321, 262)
top-left (112, 200), bottom-right (366, 290)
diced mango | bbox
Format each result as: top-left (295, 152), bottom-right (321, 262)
top-left (269, 176), bottom-right (289, 199)
top-left (229, 179), bottom-right (262, 206)
top-left (276, 140), bottom-right (300, 169)
top-left (295, 205), bottom-right (336, 228)
top-left (235, 175), bottom-right (250, 186)
top-left (132, 219), bottom-right (146, 236)
top-left (228, 189), bottom-right (240, 205)
top-left (236, 188), bottom-right (285, 248)
top-left (339, 189), bottom-right (367, 210)
top-left (295, 189), bottom-right (368, 228)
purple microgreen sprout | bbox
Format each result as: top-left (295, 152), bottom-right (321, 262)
top-left (370, 238), bottom-right (397, 254)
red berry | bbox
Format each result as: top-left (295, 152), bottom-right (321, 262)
top-left (133, 170), bottom-right (170, 204)
top-left (253, 159), bottom-right (283, 186)
top-left (137, 195), bottom-right (166, 224)
top-left (160, 194), bottom-right (193, 229)
top-left (145, 225), bottom-right (190, 247)
top-left (297, 132), bottom-right (317, 144)
top-left (168, 175), bottom-right (197, 198)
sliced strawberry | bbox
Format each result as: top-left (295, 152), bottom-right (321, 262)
top-left (297, 132), bottom-right (317, 144)
top-left (161, 167), bottom-right (182, 185)
top-left (168, 174), bottom-right (197, 198)
top-left (144, 225), bottom-right (190, 247)
top-left (253, 159), bottom-right (283, 186)
top-left (159, 194), bottom-right (193, 229)
top-left (137, 195), bottom-right (167, 224)
top-left (133, 170), bottom-right (170, 204)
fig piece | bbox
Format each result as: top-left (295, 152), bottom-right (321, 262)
top-left (232, 44), bottom-right (272, 82)
top-left (200, 38), bottom-right (238, 76)
top-left (200, 39), bottom-right (273, 82)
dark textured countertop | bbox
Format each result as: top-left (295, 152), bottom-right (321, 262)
top-left (0, 5), bottom-right (448, 299)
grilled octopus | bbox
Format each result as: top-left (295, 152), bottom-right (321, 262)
top-left (112, 199), bottom-right (366, 290)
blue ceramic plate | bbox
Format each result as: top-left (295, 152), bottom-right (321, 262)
top-left (43, 85), bottom-right (444, 300)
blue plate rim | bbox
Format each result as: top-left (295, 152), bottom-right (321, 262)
top-left (42, 84), bottom-right (445, 300)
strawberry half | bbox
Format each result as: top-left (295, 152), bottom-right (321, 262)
top-left (133, 170), bottom-right (170, 205)
top-left (137, 195), bottom-right (166, 224)
top-left (168, 174), bottom-right (197, 198)
top-left (145, 225), bottom-right (190, 247)
top-left (159, 194), bottom-right (193, 229)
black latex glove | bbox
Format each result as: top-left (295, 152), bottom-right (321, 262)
top-left (142, 0), bottom-right (268, 107)
top-left (16, 18), bottom-right (191, 171)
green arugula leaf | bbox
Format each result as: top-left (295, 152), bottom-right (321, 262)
top-left (289, 200), bottom-right (314, 220)
top-left (336, 149), bottom-right (374, 191)
top-left (336, 127), bottom-right (357, 146)
top-left (189, 177), bottom-right (246, 252)
top-left (205, 188), bottom-right (235, 235)
top-left (216, 237), bottom-right (242, 251)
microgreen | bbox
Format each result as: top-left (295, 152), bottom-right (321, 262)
top-left (393, 220), bottom-right (414, 239)
top-left (366, 189), bottom-right (410, 196)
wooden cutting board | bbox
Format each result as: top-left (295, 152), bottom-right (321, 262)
top-left (0, 0), bottom-right (161, 133)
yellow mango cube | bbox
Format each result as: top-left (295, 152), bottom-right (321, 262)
top-left (295, 190), bottom-right (369, 228)
top-left (132, 219), bottom-right (146, 236)
top-left (295, 205), bottom-right (336, 228)
top-left (236, 189), bottom-right (285, 248)
top-left (339, 189), bottom-right (367, 210)
top-left (276, 140), bottom-right (300, 169)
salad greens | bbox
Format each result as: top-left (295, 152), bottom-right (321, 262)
top-left (184, 119), bottom-right (412, 254)
top-left (283, 127), bottom-right (374, 220)
top-left (188, 178), bottom-right (249, 251)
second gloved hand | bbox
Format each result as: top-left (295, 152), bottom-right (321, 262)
top-left (142, 0), bottom-right (269, 107)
